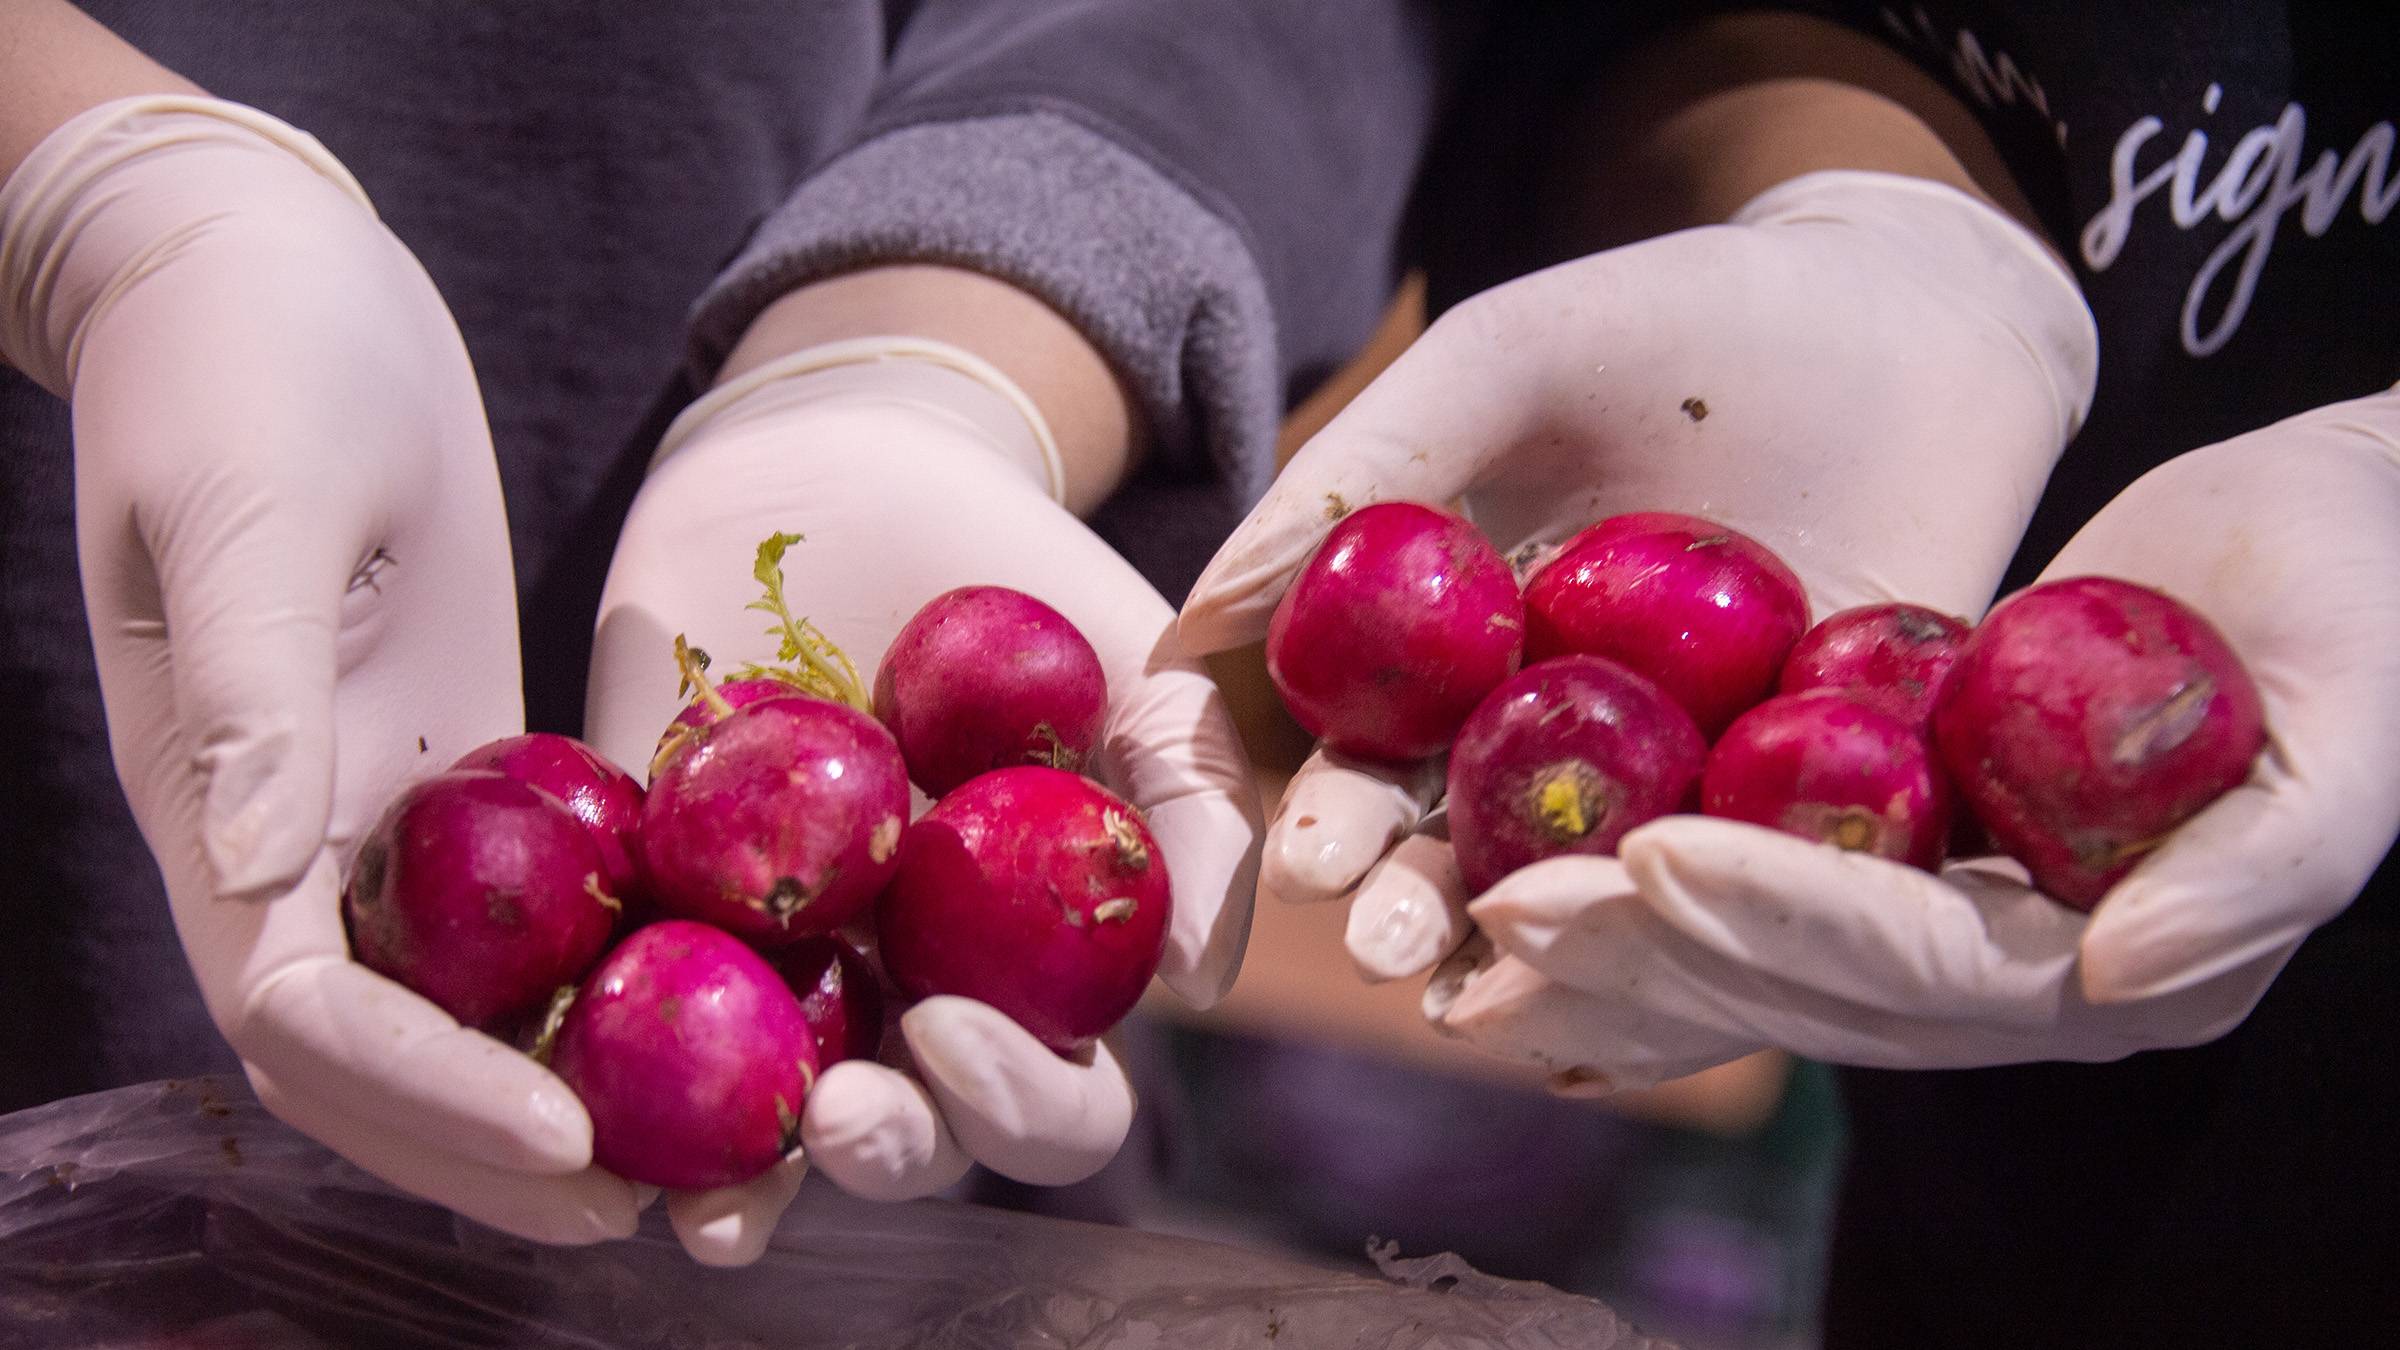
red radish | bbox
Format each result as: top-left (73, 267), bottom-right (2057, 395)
top-left (1702, 691), bottom-right (1953, 870)
top-left (546, 921), bottom-right (820, 1190)
top-left (641, 683), bottom-right (910, 946)
top-left (878, 767), bottom-right (1170, 1055)
top-left (655, 676), bottom-right (816, 766)
top-left (874, 585), bottom-right (1107, 796)
top-left (1932, 576), bottom-right (2266, 909)
top-left (1265, 500), bottom-right (1524, 762)
top-left (453, 733), bottom-right (645, 902)
top-left (1779, 603), bottom-right (1969, 729)
top-left (1446, 655), bottom-right (1707, 894)
top-left (772, 935), bottom-right (885, 1067)
top-left (342, 771), bottom-right (619, 1031)
top-left (1521, 511), bottom-right (1810, 738)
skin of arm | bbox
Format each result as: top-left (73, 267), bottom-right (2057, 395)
top-left (717, 265), bottom-right (1146, 519)
top-left (0, 0), bottom-right (204, 185)
top-left (1537, 8), bottom-right (2053, 257)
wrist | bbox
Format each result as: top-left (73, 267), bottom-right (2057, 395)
top-left (716, 266), bottom-right (1140, 515)
top-left (657, 337), bottom-right (1067, 505)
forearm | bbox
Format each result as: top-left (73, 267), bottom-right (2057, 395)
top-left (0, 0), bottom-right (203, 184)
top-left (717, 265), bottom-right (1140, 518)
top-left (1543, 9), bottom-right (2051, 252)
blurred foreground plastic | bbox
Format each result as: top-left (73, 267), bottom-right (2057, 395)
top-left (0, 1076), bottom-right (1669, 1348)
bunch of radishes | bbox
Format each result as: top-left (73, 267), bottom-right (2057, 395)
top-left (1267, 502), bottom-right (2266, 910)
top-left (342, 535), bottom-right (1166, 1190)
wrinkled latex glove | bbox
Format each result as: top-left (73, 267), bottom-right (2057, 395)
top-left (0, 98), bottom-right (639, 1240)
top-left (585, 338), bottom-right (1261, 1264)
top-left (1456, 388), bottom-right (2400, 1088)
top-left (1177, 170), bottom-right (2096, 992)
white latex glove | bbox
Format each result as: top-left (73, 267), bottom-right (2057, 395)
top-left (0, 98), bottom-right (639, 1239)
top-left (1177, 170), bottom-right (2097, 991)
top-left (1445, 388), bottom-right (2399, 1090)
top-left (585, 338), bottom-right (1262, 1264)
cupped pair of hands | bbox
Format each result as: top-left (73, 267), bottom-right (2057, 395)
top-left (9, 98), bottom-right (2396, 1267)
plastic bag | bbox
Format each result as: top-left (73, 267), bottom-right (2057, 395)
top-left (0, 1077), bottom-right (1672, 1348)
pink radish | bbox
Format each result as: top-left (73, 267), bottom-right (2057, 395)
top-left (1265, 500), bottom-right (1524, 762)
top-left (1703, 691), bottom-right (1953, 870)
top-left (640, 672), bottom-right (909, 946)
top-left (342, 770), bottom-right (619, 1030)
top-left (1778, 603), bottom-right (1969, 729)
top-left (1522, 511), bottom-right (1810, 738)
top-left (1932, 576), bottom-right (2266, 909)
top-left (1447, 654), bottom-right (1707, 894)
top-left (874, 585), bottom-right (1107, 795)
top-left (453, 732), bottom-right (645, 903)
top-left (546, 921), bottom-right (820, 1189)
top-left (878, 767), bottom-right (1170, 1055)
top-left (655, 676), bottom-right (818, 767)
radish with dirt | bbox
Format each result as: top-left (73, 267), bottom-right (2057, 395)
top-left (1446, 654), bottom-right (1708, 893)
top-left (342, 770), bottom-right (621, 1031)
top-left (543, 920), bottom-right (821, 1190)
top-left (1778, 602), bottom-right (1970, 729)
top-left (878, 766), bottom-right (1170, 1055)
top-left (1702, 690), bottom-right (1953, 870)
top-left (1932, 575), bottom-right (2267, 909)
top-left (1521, 511), bottom-right (1810, 738)
top-left (452, 732), bottom-right (646, 902)
top-left (874, 584), bottom-right (1107, 795)
top-left (639, 535), bottom-right (910, 945)
top-left (1265, 500), bottom-right (1524, 762)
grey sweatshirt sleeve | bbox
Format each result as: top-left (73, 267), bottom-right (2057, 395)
top-left (687, 1), bottom-right (1462, 593)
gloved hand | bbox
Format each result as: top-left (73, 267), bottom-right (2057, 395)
top-left (585, 337), bottom-right (1262, 1264)
top-left (1177, 170), bottom-right (2096, 991)
top-left (0, 98), bottom-right (639, 1238)
top-left (1452, 388), bottom-right (2400, 1087)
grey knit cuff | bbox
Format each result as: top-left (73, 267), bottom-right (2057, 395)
top-left (688, 112), bottom-right (1282, 507)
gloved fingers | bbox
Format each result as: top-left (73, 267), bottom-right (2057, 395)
top-left (1612, 817), bottom-right (2084, 1022)
top-left (1343, 821), bottom-right (1471, 983)
top-left (1176, 298), bottom-right (1555, 656)
top-left (1138, 786), bottom-right (1260, 1009)
top-left (75, 460), bottom-right (356, 901)
top-left (1097, 647), bottom-right (1264, 1010)
top-left (2043, 402), bottom-right (2400, 1002)
top-left (2060, 944), bottom-right (2296, 1054)
top-left (799, 1060), bottom-right (974, 1202)
top-left (248, 1066), bottom-right (639, 1246)
top-left (1460, 860), bottom-right (2076, 1069)
top-left (237, 950), bottom-right (594, 1175)
top-left (665, 1155), bottom-right (811, 1268)
top-left (1427, 949), bottom-right (1762, 1093)
top-left (2078, 756), bottom-right (2373, 1004)
top-left (1259, 748), bottom-right (1445, 905)
top-left (899, 996), bottom-right (1135, 1187)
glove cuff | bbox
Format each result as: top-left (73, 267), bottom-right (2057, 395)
top-left (652, 337), bottom-right (1068, 505)
top-left (0, 94), bottom-right (373, 397)
top-left (1731, 169), bottom-right (2100, 446)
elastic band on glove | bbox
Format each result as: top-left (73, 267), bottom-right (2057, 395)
top-left (653, 337), bottom-right (1069, 506)
top-left (0, 94), bottom-right (373, 397)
